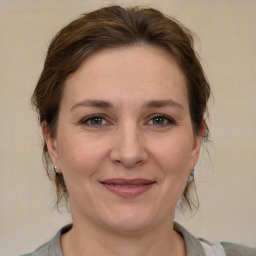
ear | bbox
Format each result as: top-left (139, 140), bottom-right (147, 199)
top-left (42, 121), bottom-right (60, 168)
top-left (191, 120), bottom-right (205, 168)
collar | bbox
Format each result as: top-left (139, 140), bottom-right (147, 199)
top-left (48, 223), bottom-right (206, 256)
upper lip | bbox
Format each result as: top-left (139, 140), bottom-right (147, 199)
top-left (100, 178), bottom-right (155, 185)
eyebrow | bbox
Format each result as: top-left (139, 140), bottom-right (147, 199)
top-left (70, 99), bottom-right (183, 111)
top-left (71, 99), bottom-right (114, 111)
top-left (144, 99), bottom-right (183, 109)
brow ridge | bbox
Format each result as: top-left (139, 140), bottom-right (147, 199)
top-left (71, 98), bottom-right (183, 111)
top-left (71, 99), bottom-right (113, 111)
top-left (144, 99), bottom-right (183, 109)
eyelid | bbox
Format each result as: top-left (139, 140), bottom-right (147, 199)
top-left (79, 113), bottom-right (176, 127)
top-left (146, 113), bottom-right (176, 125)
top-left (80, 113), bottom-right (111, 125)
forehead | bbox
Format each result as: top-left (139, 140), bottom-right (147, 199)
top-left (62, 45), bottom-right (188, 108)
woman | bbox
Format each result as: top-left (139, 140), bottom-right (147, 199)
top-left (21, 5), bottom-right (255, 256)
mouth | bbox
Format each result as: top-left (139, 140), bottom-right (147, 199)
top-left (100, 178), bottom-right (156, 197)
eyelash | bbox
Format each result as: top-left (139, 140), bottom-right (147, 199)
top-left (80, 114), bottom-right (110, 126)
top-left (80, 114), bottom-right (176, 127)
top-left (146, 114), bottom-right (176, 126)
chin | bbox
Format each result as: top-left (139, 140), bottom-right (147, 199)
top-left (105, 219), bottom-right (153, 235)
top-left (100, 207), bottom-right (163, 235)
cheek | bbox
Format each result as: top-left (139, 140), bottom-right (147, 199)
top-left (152, 134), bottom-right (194, 174)
top-left (57, 133), bottom-right (109, 178)
top-left (150, 133), bottom-right (194, 199)
top-left (146, 135), bottom-right (194, 216)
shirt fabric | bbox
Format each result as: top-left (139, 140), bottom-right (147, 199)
top-left (20, 223), bottom-right (256, 256)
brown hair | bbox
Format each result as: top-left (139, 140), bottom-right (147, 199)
top-left (32, 5), bottom-right (210, 211)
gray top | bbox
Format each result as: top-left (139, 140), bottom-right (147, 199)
top-left (20, 223), bottom-right (256, 256)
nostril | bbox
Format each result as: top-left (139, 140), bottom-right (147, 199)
top-left (110, 149), bottom-right (148, 168)
top-left (109, 129), bottom-right (148, 167)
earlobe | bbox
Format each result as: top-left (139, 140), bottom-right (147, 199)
top-left (42, 121), bottom-right (59, 165)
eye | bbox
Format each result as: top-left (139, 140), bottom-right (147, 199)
top-left (81, 114), bottom-right (109, 126)
top-left (147, 114), bottom-right (175, 126)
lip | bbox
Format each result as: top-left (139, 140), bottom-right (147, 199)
top-left (100, 178), bottom-right (155, 197)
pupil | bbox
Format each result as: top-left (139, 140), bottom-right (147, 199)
top-left (92, 118), bottom-right (102, 125)
top-left (153, 117), bottom-right (164, 125)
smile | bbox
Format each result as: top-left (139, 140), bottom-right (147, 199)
top-left (100, 178), bottom-right (156, 197)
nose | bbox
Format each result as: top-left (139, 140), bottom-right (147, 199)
top-left (109, 123), bottom-right (148, 168)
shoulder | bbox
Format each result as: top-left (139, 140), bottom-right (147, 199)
top-left (19, 224), bottom-right (72, 256)
top-left (174, 222), bottom-right (256, 256)
top-left (221, 242), bottom-right (256, 256)
top-left (19, 241), bottom-right (50, 256)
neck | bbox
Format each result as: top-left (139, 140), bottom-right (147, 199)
top-left (61, 216), bottom-right (186, 256)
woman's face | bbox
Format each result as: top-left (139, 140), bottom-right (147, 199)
top-left (44, 46), bottom-right (202, 234)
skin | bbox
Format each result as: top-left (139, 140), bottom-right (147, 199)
top-left (43, 45), bottom-right (203, 256)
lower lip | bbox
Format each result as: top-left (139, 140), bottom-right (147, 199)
top-left (101, 183), bottom-right (154, 197)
